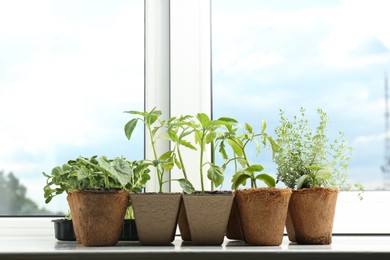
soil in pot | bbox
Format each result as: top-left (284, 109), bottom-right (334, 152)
top-left (225, 195), bottom-right (244, 241)
top-left (288, 187), bottom-right (339, 245)
top-left (182, 191), bottom-right (234, 246)
top-left (235, 188), bottom-right (291, 246)
top-left (130, 193), bottom-right (182, 245)
top-left (67, 189), bottom-right (130, 246)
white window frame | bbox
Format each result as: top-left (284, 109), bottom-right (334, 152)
top-left (1, 0), bottom-right (389, 236)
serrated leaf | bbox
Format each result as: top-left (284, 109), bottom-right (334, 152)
top-left (219, 142), bottom-right (228, 159)
top-left (179, 139), bottom-right (197, 150)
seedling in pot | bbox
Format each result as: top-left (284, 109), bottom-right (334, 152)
top-left (178, 113), bottom-right (237, 192)
top-left (124, 108), bottom-right (194, 193)
top-left (219, 119), bottom-right (279, 189)
top-left (43, 156), bottom-right (149, 203)
top-left (274, 107), bottom-right (363, 195)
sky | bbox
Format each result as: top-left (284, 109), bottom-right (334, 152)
top-left (1, 0), bottom-right (390, 214)
top-left (212, 0), bottom-right (390, 190)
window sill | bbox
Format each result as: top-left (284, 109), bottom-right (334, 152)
top-left (0, 235), bottom-right (389, 260)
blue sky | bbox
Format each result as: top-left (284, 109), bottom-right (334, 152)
top-left (212, 0), bottom-right (390, 190)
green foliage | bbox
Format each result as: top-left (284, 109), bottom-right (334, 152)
top-left (186, 113), bottom-right (237, 192)
top-left (274, 107), bottom-right (361, 193)
top-left (165, 112), bottom-right (237, 192)
top-left (42, 156), bottom-right (150, 204)
top-left (218, 120), bottom-right (278, 190)
top-left (124, 108), bottom-right (194, 193)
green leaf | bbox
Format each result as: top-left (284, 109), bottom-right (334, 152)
top-left (159, 150), bottom-right (173, 161)
top-left (148, 109), bottom-right (162, 125)
top-left (207, 164), bottom-right (224, 187)
top-left (226, 138), bottom-right (243, 156)
top-left (256, 173), bottom-right (276, 188)
top-left (124, 110), bottom-right (146, 117)
top-left (177, 178), bottom-right (195, 194)
top-left (245, 123), bottom-right (253, 133)
top-left (197, 113), bottom-right (211, 128)
top-left (245, 164), bottom-right (264, 173)
top-left (261, 119), bottom-right (267, 133)
top-left (179, 139), bottom-right (197, 150)
top-left (124, 119), bottom-right (138, 140)
top-left (218, 117), bottom-right (238, 123)
top-left (297, 174), bottom-right (309, 189)
top-left (231, 170), bottom-right (247, 190)
top-left (174, 156), bottom-right (182, 169)
top-left (111, 158), bottom-right (132, 187)
top-left (205, 132), bottom-right (217, 144)
top-left (238, 158), bottom-right (247, 167)
top-left (168, 129), bottom-right (179, 142)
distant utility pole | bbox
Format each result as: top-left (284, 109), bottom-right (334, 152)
top-left (381, 73), bottom-right (390, 190)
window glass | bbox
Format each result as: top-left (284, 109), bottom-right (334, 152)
top-left (0, 0), bottom-right (144, 215)
top-left (212, 0), bottom-right (390, 191)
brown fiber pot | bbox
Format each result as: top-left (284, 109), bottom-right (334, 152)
top-left (225, 194), bottom-right (244, 240)
top-left (288, 187), bottom-right (339, 245)
top-left (66, 189), bottom-right (130, 246)
top-left (235, 188), bottom-right (291, 246)
top-left (182, 191), bottom-right (234, 245)
top-left (130, 193), bottom-right (182, 245)
top-left (285, 211), bottom-right (296, 242)
top-left (178, 200), bottom-right (191, 241)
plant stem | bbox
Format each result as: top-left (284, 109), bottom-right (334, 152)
top-left (177, 145), bottom-right (188, 180)
top-left (147, 124), bottom-right (163, 193)
top-left (200, 132), bottom-right (205, 192)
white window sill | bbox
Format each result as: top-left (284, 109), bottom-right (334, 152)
top-left (0, 235), bottom-right (389, 260)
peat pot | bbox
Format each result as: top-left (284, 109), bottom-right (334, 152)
top-left (236, 188), bottom-right (291, 246)
top-left (130, 193), bottom-right (182, 245)
top-left (67, 189), bottom-right (130, 246)
top-left (225, 194), bottom-right (244, 241)
top-left (288, 187), bottom-right (339, 245)
top-left (182, 191), bottom-right (234, 245)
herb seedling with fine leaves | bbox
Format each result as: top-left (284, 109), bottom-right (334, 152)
top-left (274, 107), bottom-right (363, 196)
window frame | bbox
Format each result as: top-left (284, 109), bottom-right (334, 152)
top-left (1, 0), bottom-right (390, 236)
